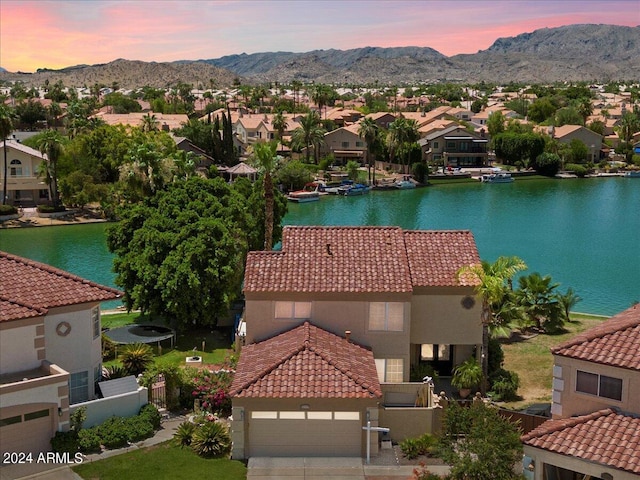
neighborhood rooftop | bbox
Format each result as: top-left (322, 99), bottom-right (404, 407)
top-left (0, 251), bottom-right (122, 321)
top-left (243, 226), bottom-right (480, 294)
top-left (230, 321), bottom-right (382, 399)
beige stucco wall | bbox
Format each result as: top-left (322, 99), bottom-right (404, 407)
top-left (231, 397), bottom-right (379, 460)
top-left (524, 445), bottom-right (638, 480)
top-left (245, 295), bottom-right (412, 380)
top-left (71, 387), bottom-right (148, 428)
top-left (321, 128), bottom-right (365, 155)
top-left (378, 406), bottom-right (442, 442)
top-left (0, 319), bottom-right (43, 374)
top-left (551, 356), bottom-right (640, 419)
top-left (410, 288), bottom-right (482, 345)
top-left (44, 303), bottom-right (102, 401)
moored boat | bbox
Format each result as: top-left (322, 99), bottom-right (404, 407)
top-left (480, 172), bottom-right (514, 183)
top-left (624, 171), bottom-right (640, 178)
top-left (287, 190), bottom-right (320, 203)
top-left (339, 183), bottom-right (371, 196)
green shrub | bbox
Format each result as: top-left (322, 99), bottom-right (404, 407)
top-left (139, 404), bottom-right (161, 429)
top-left (400, 433), bottom-right (437, 459)
top-left (119, 342), bottom-right (153, 375)
top-left (489, 368), bottom-right (520, 401)
top-left (564, 163), bottom-right (588, 177)
top-left (50, 430), bottom-right (79, 454)
top-left (0, 205), bottom-right (17, 215)
top-left (101, 333), bottom-right (117, 360)
top-left (78, 428), bottom-right (101, 454)
top-left (410, 363), bottom-right (439, 383)
top-left (126, 416), bottom-right (154, 442)
top-left (173, 421), bottom-right (196, 447)
top-left (97, 417), bottom-right (130, 449)
top-left (191, 421), bottom-right (231, 458)
top-left (37, 204), bottom-right (66, 213)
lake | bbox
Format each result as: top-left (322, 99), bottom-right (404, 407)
top-left (1, 177), bottom-right (638, 316)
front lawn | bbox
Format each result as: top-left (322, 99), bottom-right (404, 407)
top-left (73, 441), bottom-right (246, 480)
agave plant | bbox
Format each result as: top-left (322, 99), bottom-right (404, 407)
top-left (190, 421), bottom-right (231, 458)
top-left (101, 364), bottom-right (130, 380)
top-left (173, 421), bottom-right (196, 448)
top-left (119, 342), bottom-right (153, 375)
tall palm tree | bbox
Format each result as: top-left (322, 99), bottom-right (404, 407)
top-left (36, 130), bottom-right (64, 208)
top-left (291, 80), bottom-right (302, 113)
top-left (291, 112), bottom-right (324, 163)
top-left (358, 117), bottom-right (379, 184)
top-left (0, 104), bottom-right (17, 205)
top-left (252, 141), bottom-right (278, 250)
top-left (387, 118), bottom-right (419, 173)
top-left (141, 113), bottom-right (159, 132)
top-left (272, 111), bottom-right (288, 143)
top-left (457, 256), bottom-right (527, 394)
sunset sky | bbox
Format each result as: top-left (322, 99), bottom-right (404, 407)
top-left (1, 0), bottom-right (639, 73)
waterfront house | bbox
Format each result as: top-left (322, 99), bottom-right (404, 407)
top-left (0, 252), bottom-right (122, 454)
top-left (551, 125), bottom-right (604, 162)
top-left (0, 139), bottom-right (50, 207)
top-left (522, 305), bottom-right (640, 479)
top-left (320, 124), bottom-right (367, 165)
top-left (231, 226), bottom-right (483, 459)
top-left (419, 125), bottom-right (489, 168)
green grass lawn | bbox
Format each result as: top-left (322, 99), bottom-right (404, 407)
top-left (102, 312), bottom-right (234, 369)
top-left (72, 442), bottom-right (246, 480)
top-left (500, 313), bottom-right (608, 409)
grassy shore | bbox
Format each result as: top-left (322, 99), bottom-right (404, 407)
top-left (500, 313), bottom-right (607, 409)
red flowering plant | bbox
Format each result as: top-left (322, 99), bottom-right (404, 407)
top-left (191, 355), bottom-right (236, 417)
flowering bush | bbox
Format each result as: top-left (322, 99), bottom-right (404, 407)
top-left (191, 370), bottom-right (233, 416)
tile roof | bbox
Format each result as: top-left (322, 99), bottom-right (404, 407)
top-left (552, 305), bottom-right (640, 371)
top-left (230, 322), bottom-right (382, 399)
top-left (522, 408), bottom-right (640, 474)
top-left (404, 230), bottom-right (481, 287)
top-left (0, 251), bottom-right (122, 322)
top-left (244, 226), bottom-right (480, 294)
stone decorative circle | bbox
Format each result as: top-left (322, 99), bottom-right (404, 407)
top-left (461, 296), bottom-right (476, 310)
top-left (56, 321), bottom-right (72, 337)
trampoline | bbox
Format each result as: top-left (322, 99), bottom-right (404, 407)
top-left (103, 324), bottom-right (176, 346)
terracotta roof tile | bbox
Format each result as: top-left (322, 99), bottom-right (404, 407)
top-left (230, 322), bottom-right (382, 399)
top-left (244, 226), bottom-right (479, 294)
top-left (404, 230), bottom-right (480, 287)
top-left (0, 251), bottom-right (122, 322)
top-left (522, 408), bottom-right (640, 474)
top-left (0, 298), bottom-right (45, 322)
top-left (552, 305), bottom-right (640, 371)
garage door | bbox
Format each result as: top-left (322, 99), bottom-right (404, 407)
top-left (0, 407), bottom-right (54, 455)
top-left (249, 411), bottom-right (362, 457)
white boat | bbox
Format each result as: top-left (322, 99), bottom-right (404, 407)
top-left (480, 172), bottom-right (514, 183)
top-left (394, 179), bottom-right (416, 189)
top-left (624, 171), bottom-right (640, 178)
top-left (339, 183), bottom-right (370, 196)
top-left (287, 191), bottom-right (320, 203)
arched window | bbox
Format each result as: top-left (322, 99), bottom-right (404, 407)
top-left (10, 159), bottom-right (22, 177)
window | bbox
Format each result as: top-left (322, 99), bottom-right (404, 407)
top-left (92, 307), bottom-right (100, 339)
top-left (9, 159), bottom-right (22, 177)
top-left (341, 141), bottom-right (350, 148)
top-left (368, 302), bottom-right (403, 331)
top-left (576, 370), bottom-right (622, 401)
top-left (69, 371), bottom-right (89, 404)
top-left (275, 301), bottom-right (311, 320)
top-left (433, 142), bottom-right (439, 149)
top-left (375, 358), bottom-right (404, 383)
top-left (420, 344), bottom-right (450, 361)
top-left (355, 141), bottom-right (364, 148)
top-left (24, 409), bottom-right (49, 421)
top-left (446, 141), bottom-right (456, 150)
top-left (0, 415), bottom-right (21, 427)
top-left (94, 364), bottom-right (102, 395)
top-left (39, 189), bottom-right (49, 199)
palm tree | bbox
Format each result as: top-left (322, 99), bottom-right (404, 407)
top-left (557, 287), bottom-right (582, 323)
top-left (358, 117), bottom-right (379, 184)
top-left (387, 118), bottom-right (419, 173)
top-left (36, 130), bottom-right (64, 208)
top-left (119, 342), bottom-right (153, 376)
top-left (252, 141), bottom-right (278, 250)
top-left (141, 113), bottom-right (159, 132)
top-left (0, 104), bottom-right (17, 205)
top-left (291, 80), bottom-right (302, 113)
top-left (457, 256), bottom-right (527, 394)
top-left (291, 112), bottom-right (324, 163)
top-left (516, 273), bottom-right (562, 332)
top-left (272, 111), bottom-right (288, 143)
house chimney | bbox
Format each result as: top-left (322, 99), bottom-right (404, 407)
top-left (345, 330), bottom-right (351, 342)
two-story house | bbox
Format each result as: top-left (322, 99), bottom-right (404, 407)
top-left (0, 139), bottom-right (50, 207)
top-left (320, 124), bottom-right (367, 165)
top-left (522, 305), bottom-right (640, 480)
top-left (551, 125), bottom-right (604, 162)
top-left (230, 226), bottom-right (483, 459)
top-left (0, 252), bottom-right (121, 455)
top-left (419, 126), bottom-right (489, 168)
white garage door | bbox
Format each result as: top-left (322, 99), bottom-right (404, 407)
top-left (249, 411), bottom-right (362, 457)
top-left (0, 407), bottom-right (54, 455)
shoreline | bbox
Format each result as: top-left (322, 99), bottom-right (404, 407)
top-left (0, 207), bottom-right (109, 229)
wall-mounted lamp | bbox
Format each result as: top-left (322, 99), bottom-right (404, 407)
top-left (58, 407), bottom-right (63, 417)
top-left (300, 404), bottom-right (310, 410)
top-left (527, 460), bottom-right (535, 471)
top-left (601, 473), bottom-right (613, 480)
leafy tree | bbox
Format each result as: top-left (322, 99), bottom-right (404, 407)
top-left (251, 141), bottom-right (278, 250)
top-left (587, 120), bottom-right (605, 136)
top-left (457, 257), bottom-right (527, 394)
top-left (533, 152), bottom-right (562, 177)
top-left (59, 170), bottom-right (108, 208)
top-left (102, 92), bottom-right (142, 114)
top-left (387, 117), bottom-right (419, 173)
top-left (0, 104), bottom-right (17, 204)
top-left (44, 80), bottom-right (68, 102)
top-left (358, 117), bottom-right (379, 183)
top-left (15, 99), bottom-right (47, 130)
top-left (174, 118), bottom-right (215, 158)
top-left (567, 138), bottom-right (589, 164)
top-left (291, 111), bottom-right (324, 163)
top-left (555, 106), bottom-right (583, 126)
top-left (557, 287), bottom-right (582, 323)
top-left (527, 97), bottom-right (557, 123)
top-left (493, 132), bottom-right (545, 167)
top-left (486, 110), bottom-right (505, 139)
top-left (107, 177), bottom-right (274, 329)
top-left (274, 159), bottom-right (313, 191)
top-left (438, 402), bottom-right (523, 480)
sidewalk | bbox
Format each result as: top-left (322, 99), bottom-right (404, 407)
top-left (0, 415), bottom-right (186, 480)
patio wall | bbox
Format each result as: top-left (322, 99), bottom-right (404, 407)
top-left (379, 406), bottom-right (442, 442)
top-left (70, 386), bottom-right (148, 428)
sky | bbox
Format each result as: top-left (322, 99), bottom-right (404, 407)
top-left (1, 0), bottom-right (639, 73)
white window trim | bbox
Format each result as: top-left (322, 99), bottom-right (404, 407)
top-left (575, 370), bottom-right (623, 401)
top-left (368, 302), bottom-right (404, 332)
top-left (92, 307), bottom-right (100, 339)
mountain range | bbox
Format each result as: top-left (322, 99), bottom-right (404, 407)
top-left (1, 24), bottom-right (638, 88)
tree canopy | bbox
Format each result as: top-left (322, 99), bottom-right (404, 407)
top-left (107, 176), bottom-right (286, 329)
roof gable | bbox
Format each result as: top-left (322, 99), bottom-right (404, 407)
top-left (230, 322), bottom-right (382, 399)
top-left (0, 251), bottom-right (122, 322)
top-left (552, 305), bottom-right (640, 371)
top-left (522, 408), bottom-right (640, 474)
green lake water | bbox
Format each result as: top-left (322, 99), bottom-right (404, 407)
top-left (1, 177), bottom-right (638, 316)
